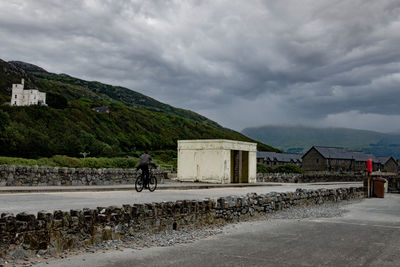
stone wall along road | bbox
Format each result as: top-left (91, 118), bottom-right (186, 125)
top-left (0, 187), bottom-right (363, 259)
top-left (0, 165), bottom-right (166, 186)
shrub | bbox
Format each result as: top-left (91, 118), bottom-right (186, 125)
top-left (83, 157), bottom-right (139, 169)
top-left (275, 164), bottom-right (304, 174)
top-left (51, 155), bottom-right (84, 168)
top-left (0, 155), bottom-right (140, 168)
top-left (257, 163), bottom-right (273, 173)
top-left (257, 163), bottom-right (303, 174)
top-left (46, 93), bottom-right (68, 109)
top-left (0, 156), bottom-right (37, 166)
top-left (0, 110), bottom-right (10, 130)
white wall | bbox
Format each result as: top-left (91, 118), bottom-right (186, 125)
top-left (178, 148), bottom-right (229, 183)
top-left (248, 151), bottom-right (257, 183)
top-left (39, 92), bottom-right (46, 105)
top-left (11, 83), bottom-right (24, 106)
top-left (177, 139), bottom-right (257, 184)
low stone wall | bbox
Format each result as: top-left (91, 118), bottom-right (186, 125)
top-left (256, 173), bottom-right (301, 183)
top-left (0, 187), bottom-right (363, 258)
top-left (387, 177), bottom-right (400, 193)
top-left (0, 165), bottom-right (166, 186)
top-left (257, 173), bottom-right (365, 183)
top-left (301, 173), bottom-right (365, 183)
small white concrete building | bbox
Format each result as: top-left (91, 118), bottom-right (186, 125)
top-left (11, 79), bottom-right (46, 106)
top-left (177, 139), bottom-right (257, 184)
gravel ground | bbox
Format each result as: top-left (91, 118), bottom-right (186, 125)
top-left (1, 200), bottom-right (360, 267)
top-left (265, 200), bottom-right (361, 220)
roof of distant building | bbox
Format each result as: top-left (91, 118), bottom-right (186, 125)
top-left (375, 156), bottom-right (397, 165)
top-left (257, 151), bottom-right (302, 163)
top-left (304, 146), bottom-right (393, 163)
top-left (92, 106), bottom-right (110, 113)
top-left (311, 146), bottom-right (354, 160)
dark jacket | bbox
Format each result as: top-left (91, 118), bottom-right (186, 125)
top-left (137, 153), bottom-right (156, 168)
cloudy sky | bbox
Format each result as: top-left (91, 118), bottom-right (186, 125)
top-left (1, 0), bottom-right (400, 133)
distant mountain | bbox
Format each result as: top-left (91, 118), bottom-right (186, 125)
top-left (0, 59), bottom-right (278, 158)
top-left (242, 125), bottom-right (400, 158)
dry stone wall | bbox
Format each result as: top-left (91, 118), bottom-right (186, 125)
top-left (0, 187), bottom-right (363, 258)
top-left (0, 165), bottom-right (166, 186)
top-left (387, 177), bottom-right (400, 193)
top-left (257, 173), bottom-right (400, 193)
top-left (257, 173), bottom-right (301, 183)
top-left (257, 173), bottom-right (365, 183)
top-left (300, 173), bottom-right (365, 183)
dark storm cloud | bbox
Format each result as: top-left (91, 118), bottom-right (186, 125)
top-left (0, 0), bottom-right (400, 131)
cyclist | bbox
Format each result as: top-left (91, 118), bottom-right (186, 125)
top-left (137, 151), bottom-right (156, 189)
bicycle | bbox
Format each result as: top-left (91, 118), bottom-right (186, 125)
top-left (135, 168), bottom-right (157, 192)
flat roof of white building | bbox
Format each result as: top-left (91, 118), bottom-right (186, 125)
top-left (178, 139), bottom-right (257, 151)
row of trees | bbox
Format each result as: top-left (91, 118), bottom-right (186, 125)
top-left (0, 60), bottom-right (277, 163)
top-left (0, 99), bottom-right (263, 161)
top-left (257, 163), bottom-right (303, 174)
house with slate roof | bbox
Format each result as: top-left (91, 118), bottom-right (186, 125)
top-left (257, 151), bottom-right (302, 169)
top-left (92, 106), bottom-right (110, 113)
top-left (375, 156), bottom-right (398, 173)
top-left (302, 146), bottom-right (398, 173)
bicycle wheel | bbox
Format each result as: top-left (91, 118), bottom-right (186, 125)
top-left (135, 175), bottom-right (144, 192)
top-left (148, 175), bottom-right (157, 192)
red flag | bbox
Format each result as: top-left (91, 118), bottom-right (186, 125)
top-left (367, 158), bottom-right (373, 173)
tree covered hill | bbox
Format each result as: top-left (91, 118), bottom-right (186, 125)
top-left (242, 125), bottom-right (400, 158)
top-left (0, 59), bottom-right (278, 158)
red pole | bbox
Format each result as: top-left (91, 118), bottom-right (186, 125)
top-left (367, 158), bottom-right (373, 198)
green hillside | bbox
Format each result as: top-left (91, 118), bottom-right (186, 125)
top-left (242, 125), bottom-right (400, 158)
top-left (0, 59), bottom-right (278, 159)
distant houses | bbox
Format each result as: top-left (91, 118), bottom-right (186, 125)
top-left (375, 156), bottom-right (398, 173)
top-left (301, 146), bottom-right (398, 173)
top-left (92, 106), bottom-right (110, 113)
top-left (257, 151), bottom-right (302, 169)
top-left (11, 79), bottom-right (46, 106)
top-left (257, 146), bottom-right (398, 173)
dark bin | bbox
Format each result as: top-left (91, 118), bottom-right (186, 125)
top-left (373, 178), bottom-right (386, 198)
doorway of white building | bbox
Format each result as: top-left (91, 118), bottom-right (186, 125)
top-left (231, 150), bottom-right (249, 183)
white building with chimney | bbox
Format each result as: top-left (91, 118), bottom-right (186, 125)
top-left (11, 79), bottom-right (46, 106)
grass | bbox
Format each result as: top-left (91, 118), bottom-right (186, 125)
top-left (0, 155), bottom-right (140, 169)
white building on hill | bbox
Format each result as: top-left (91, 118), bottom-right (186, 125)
top-left (11, 79), bottom-right (46, 106)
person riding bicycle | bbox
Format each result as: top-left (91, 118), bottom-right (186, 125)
top-left (137, 151), bottom-right (156, 189)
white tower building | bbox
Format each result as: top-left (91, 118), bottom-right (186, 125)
top-left (11, 79), bottom-right (46, 106)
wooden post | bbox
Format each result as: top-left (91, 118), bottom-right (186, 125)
top-left (363, 173), bottom-right (369, 198)
top-left (368, 173), bottom-right (371, 198)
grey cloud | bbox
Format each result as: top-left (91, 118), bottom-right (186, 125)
top-left (0, 0), bottom-right (399, 131)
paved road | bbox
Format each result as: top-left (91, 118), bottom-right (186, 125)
top-left (37, 194), bottom-right (400, 267)
top-left (0, 183), bottom-right (361, 214)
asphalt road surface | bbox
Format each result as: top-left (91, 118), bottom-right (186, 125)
top-left (36, 194), bottom-right (400, 267)
top-left (0, 183), bottom-right (361, 214)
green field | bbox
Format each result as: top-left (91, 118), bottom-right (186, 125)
top-left (0, 155), bottom-right (141, 169)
